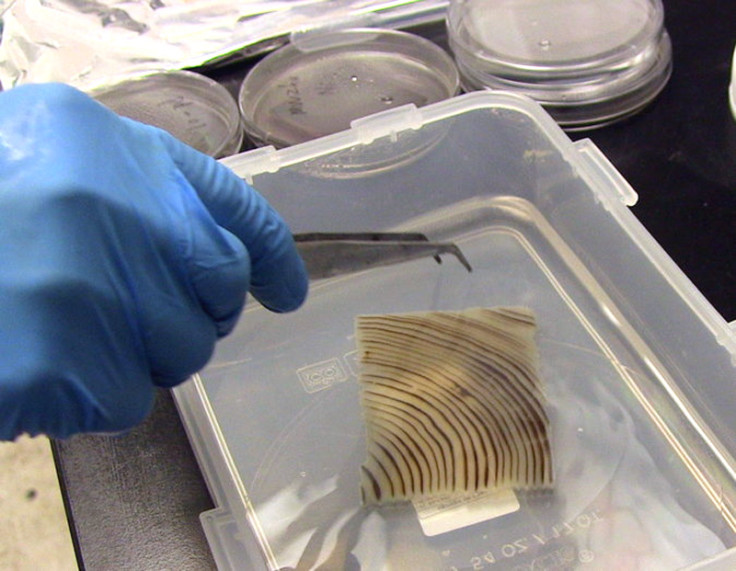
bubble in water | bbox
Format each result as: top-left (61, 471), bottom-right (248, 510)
top-left (538, 39), bottom-right (551, 50)
top-left (350, 75), bottom-right (358, 82)
top-left (380, 95), bottom-right (394, 104)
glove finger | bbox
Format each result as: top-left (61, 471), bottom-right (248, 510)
top-left (158, 131), bottom-right (308, 313)
top-left (146, 303), bottom-right (218, 388)
top-left (186, 203), bottom-right (251, 337)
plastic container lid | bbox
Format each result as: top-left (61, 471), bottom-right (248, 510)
top-left (238, 28), bottom-right (460, 147)
top-left (92, 70), bottom-right (244, 158)
top-left (447, 0), bottom-right (673, 129)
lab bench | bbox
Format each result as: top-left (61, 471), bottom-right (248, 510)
top-left (52, 1), bottom-right (736, 568)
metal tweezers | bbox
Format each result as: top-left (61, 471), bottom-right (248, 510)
top-left (294, 232), bottom-right (473, 280)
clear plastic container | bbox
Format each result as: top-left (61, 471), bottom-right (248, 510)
top-left (447, 0), bottom-right (672, 130)
top-left (238, 28), bottom-right (460, 147)
top-left (174, 92), bottom-right (736, 570)
top-left (92, 70), bottom-right (244, 158)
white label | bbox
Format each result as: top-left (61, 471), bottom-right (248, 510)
top-left (413, 489), bottom-right (520, 537)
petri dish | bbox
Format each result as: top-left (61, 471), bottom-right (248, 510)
top-left (93, 70), bottom-right (244, 158)
top-left (238, 28), bottom-right (460, 148)
top-left (447, 0), bottom-right (672, 130)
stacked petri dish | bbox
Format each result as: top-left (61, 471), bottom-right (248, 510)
top-left (447, 0), bottom-right (672, 130)
top-left (238, 28), bottom-right (460, 148)
top-left (93, 71), bottom-right (244, 158)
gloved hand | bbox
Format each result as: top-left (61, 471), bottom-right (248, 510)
top-left (0, 83), bottom-right (308, 440)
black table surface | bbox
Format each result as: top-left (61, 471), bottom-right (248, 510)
top-left (53, 2), bottom-right (736, 569)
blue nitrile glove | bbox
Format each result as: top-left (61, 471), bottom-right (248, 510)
top-left (0, 83), bottom-right (308, 440)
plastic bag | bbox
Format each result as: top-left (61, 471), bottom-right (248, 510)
top-left (0, 0), bottom-right (447, 91)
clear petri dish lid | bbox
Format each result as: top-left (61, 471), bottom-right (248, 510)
top-left (448, 0), bottom-right (665, 78)
top-left (92, 71), bottom-right (243, 158)
top-left (447, 0), bottom-right (672, 129)
top-left (238, 28), bottom-right (460, 148)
